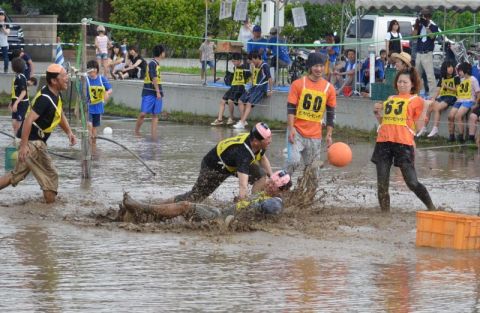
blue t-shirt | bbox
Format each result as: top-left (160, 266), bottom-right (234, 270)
top-left (473, 64), bottom-right (480, 83)
top-left (86, 75), bottom-right (111, 114)
top-left (267, 37), bottom-right (291, 66)
top-left (22, 53), bottom-right (32, 79)
top-left (320, 45), bottom-right (340, 63)
top-left (247, 38), bottom-right (268, 62)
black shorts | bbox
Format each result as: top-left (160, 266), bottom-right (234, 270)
top-left (174, 160), bottom-right (265, 203)
top-left (435, 95), bottom-right (457, 106)
top-left (11, 100), bottom-right (29, 122)
top-left (371, 141), bottom-right (415, 167)
top-left (239, 86), bottom-right (266, 107)
top-left (223, 85), bottom-right (245, 103)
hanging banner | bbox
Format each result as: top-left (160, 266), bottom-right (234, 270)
top-left (292, 7), bottom-right (307, 28)
top-left (220, 0), bottom-right (233, 20)
top-left (234, 0), bottom-right (248, 21)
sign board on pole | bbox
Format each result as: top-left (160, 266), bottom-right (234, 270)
top-left (234, 0), bottom-right (248, 21)
top-left (292, 7), bottom-right (307, 28)
top-left (219, 0), bottom-right (233, 20)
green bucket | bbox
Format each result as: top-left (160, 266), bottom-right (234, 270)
top-left (5, 146), bottom-right (18, 171)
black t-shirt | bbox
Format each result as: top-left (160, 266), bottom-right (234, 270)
top-left (16, 86), bottom-right (60, 142)
top-left (13, 73), bottom-right (27, 99)
top-left (129, 54), bottom-right (147, 79)
top-left (203, 135), bottom-right (265, 174)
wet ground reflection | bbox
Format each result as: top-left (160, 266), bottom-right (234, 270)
top-left (0, 117), bottom-right (479, 311)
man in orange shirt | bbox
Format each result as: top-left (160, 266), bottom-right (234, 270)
top-left (286, 52), bottom-right (336, 200)
top-left (372, 67), bottom-right (435, 212)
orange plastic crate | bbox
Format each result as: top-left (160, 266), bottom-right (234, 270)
top-left (416, 211), bottom-right (480, 250)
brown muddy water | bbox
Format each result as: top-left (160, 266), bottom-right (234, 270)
top-left (0, 116), bottom-right (479, 312)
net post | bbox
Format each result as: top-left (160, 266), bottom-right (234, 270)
top-left (80, 18), bottom-right (91, 179)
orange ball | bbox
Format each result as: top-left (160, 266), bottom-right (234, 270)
top-left (327, 142), bottom-right (352, 167)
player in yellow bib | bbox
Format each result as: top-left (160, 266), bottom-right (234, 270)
top-left (211, 53), bottom-right (251, 126)
top-left (0, 64), bottom-right (77, 203)
top-left (86, 60), bottom-right (112, 142)
top-left (173, 123), bottom-right (273, 203)
top-left (118, 170), bottom-right (292, 224)
top-left (372, 67), bottom-right (435, 212)
top-left (286, 52), bottom-right (336, 204)
top-left (417, 60), bottom-right (459, 138)
top-left (135, 45), bottom-right (165, 137)
top-left (448, 62), bottom-right (480, 143)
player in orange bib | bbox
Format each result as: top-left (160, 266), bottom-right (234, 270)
top-left (372, 67), bottom-right (436, 212)
top-left (286, 52), bottom-right (336, 190)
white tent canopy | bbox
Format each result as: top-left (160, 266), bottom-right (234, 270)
top-left (355, 0), bottom-right (480, 12)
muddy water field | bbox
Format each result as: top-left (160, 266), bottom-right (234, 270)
top-left (0, 117), bottom-right (479, 312)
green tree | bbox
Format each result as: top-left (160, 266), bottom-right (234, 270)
top-left (109, 0), bottom-right (262, 57)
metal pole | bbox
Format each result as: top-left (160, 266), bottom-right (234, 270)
top-left (80, 19), bottom-right (91, 179)
top-left (204, 0), bottom-right (208, 85)
top-left (274, 0), bottom-right (279, 86)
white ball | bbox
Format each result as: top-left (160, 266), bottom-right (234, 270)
top-left (103, 127), bottom-right (113, 135)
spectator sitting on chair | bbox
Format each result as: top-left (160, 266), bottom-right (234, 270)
top-left (247, 25), bottom-right (268, 63)
top-left (359, 55), bottom-right (385, 97)
top-left (334, 49), bottom-right (358, 96)
top-left (267, 27), bottom-right (291, 83)
top-left (118, 46), bottom-right (146, 79)
top-left (319, 32), bottom-right (340, 82)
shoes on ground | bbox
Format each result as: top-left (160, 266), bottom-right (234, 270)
top-left (427, 127), bottom-right (439, 138)
top-left (210, 119), bottom-right (224, 126)
top-left (226, 118), bottom-right (235, 125)
top-left (416, 127), bottom-right (428, 137)
top-left (233, 121), bottom-right (245, 129)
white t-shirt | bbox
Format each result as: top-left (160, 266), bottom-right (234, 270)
top-left (0, 23), bottom-right (10, 47)
top-left (96, 35), bottom-right (109, 54)
top-left (385, 31), bottom-right (402, 41)
top-left (237, 25), bottom-right (253, 51)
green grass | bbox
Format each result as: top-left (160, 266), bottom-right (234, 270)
top-left (0, 92), bottom-right (10, 107)
top-left (162, 66), bottom-right (226, 77)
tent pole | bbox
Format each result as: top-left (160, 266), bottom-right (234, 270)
top-left (443, 7), bottom-right (446, 55)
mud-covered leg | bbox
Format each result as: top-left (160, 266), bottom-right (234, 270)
top-left (400, 164), bottom-right (436, 211)
top-left (376, 160), bottom-right (392, 212)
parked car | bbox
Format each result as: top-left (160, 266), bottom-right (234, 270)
top-left (0, 8), bottom-right (24, 60)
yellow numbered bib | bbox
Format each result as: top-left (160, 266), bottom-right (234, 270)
top-left (88, 86), bottom-right (105, 105)
top-left (295, 87), bottom-right (327, 122)
top-left (232, 68), bottom-right (246, 86)
top-left (252, 67), bottom-right (260, 86)
top-left (144, 60), bottom-right (161, 85)
top-left (381, 97), bottom-right (408, 126)
top-left (456, 79), bottom-right (471, 100)
top-left (439, 77), bottom-right (456, 97)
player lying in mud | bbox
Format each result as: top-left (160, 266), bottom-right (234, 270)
top-left (118, 170), bottom-right (292, 224)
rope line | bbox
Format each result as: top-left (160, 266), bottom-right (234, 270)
top-left (88, 19), bottom-right (480, 48)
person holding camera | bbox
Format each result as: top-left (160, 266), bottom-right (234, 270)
top-left (0, 9), bottom-right (10, 73)
top-left (412, 9), bottom-right (438, 98)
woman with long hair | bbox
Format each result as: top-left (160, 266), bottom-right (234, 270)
top-left (372, 67), bottom-right (436, 212)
